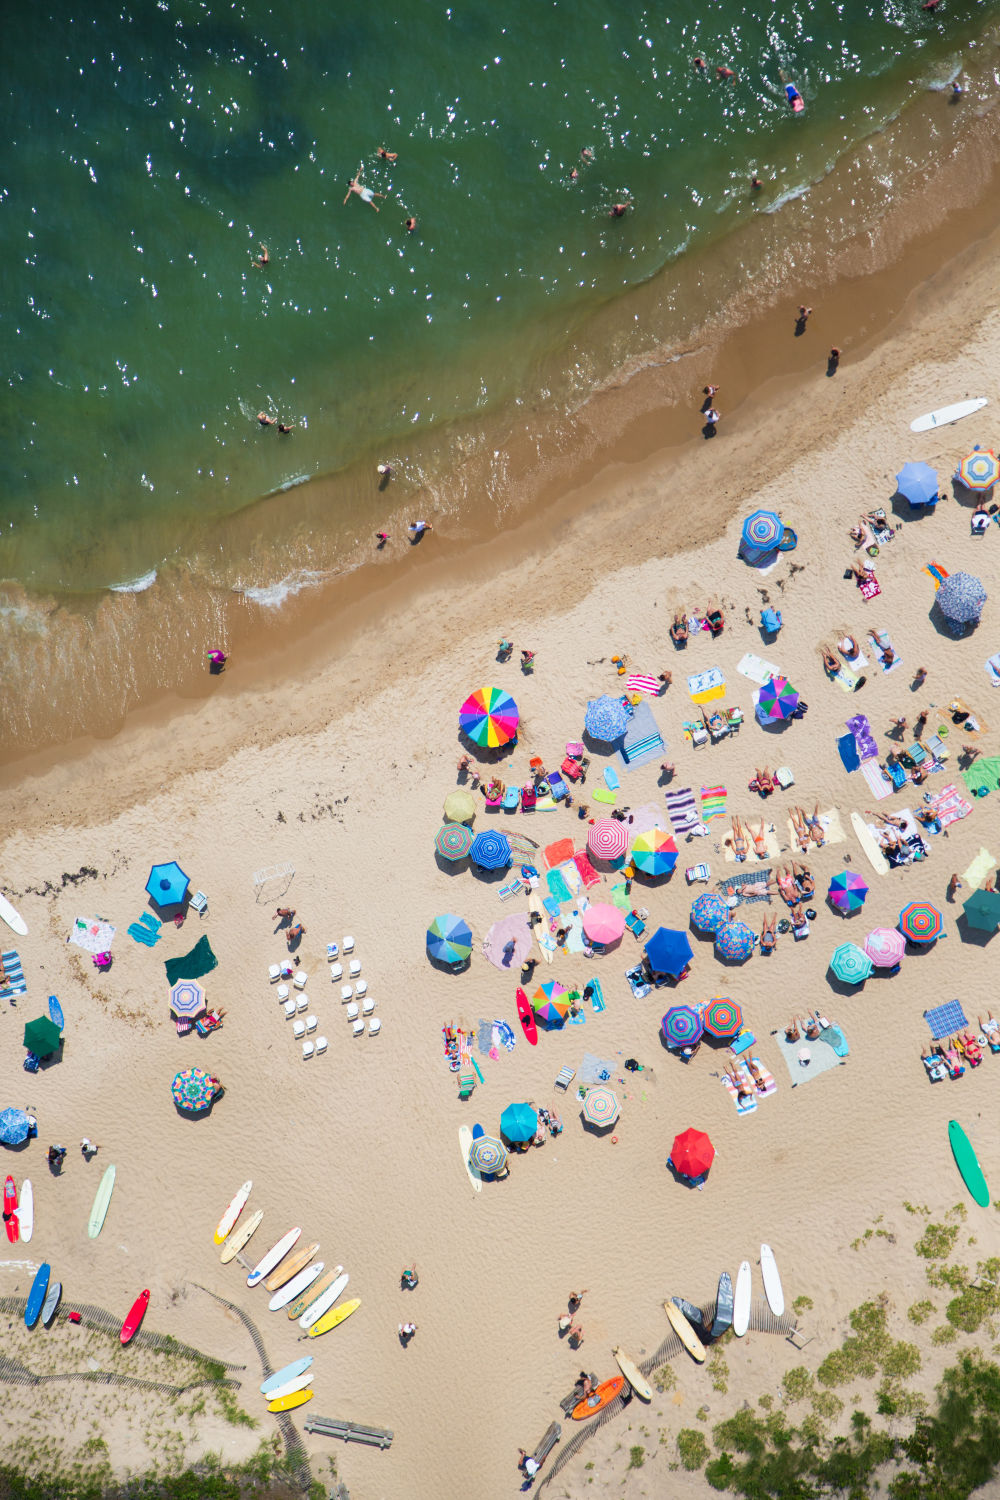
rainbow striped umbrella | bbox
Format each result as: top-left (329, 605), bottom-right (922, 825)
top-left (587, 819), bottom-right (628, 861)
top-left (469, 1135), bottom-right (507, 1175)
top-left (864, 927), bottom-right (905, 967)
top-left (827, 870), bottom-right (869, 915)
top-left (741, 510), bottom-right (783, 551)
top-left (661, 1005), bottom-right (703, 1046)
top-left (435, 823), bottom-right (473, 861)
top-left (958, 448), bottom-right (999, 491)
top-left (171, 1068), bottom-right (219, 1113)
top-left (714, 921), bottom-right (756, 961)
top-left (899, 901), bottom-right (943, 944)
top-left (581, 1087), bottom-right (619, 1128)
top-left (690, 893), bottom-right (730, 935)
top-left (630, 827), bottom-right (678, 876)
top-left (703, 998), bottom-right (743, 1038)
top-left (533, 980), bottom-right (570, 1025)
top-left (459, 686), bottom-right (519, 748)
top-left (757, 676), bottom-right (799, 722)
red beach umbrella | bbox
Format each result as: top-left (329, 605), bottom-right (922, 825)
top-left (670, 1128), bottom-right (715, 1178)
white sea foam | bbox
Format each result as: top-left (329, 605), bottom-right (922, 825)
top-left (241, 569), bottom-right (327, 609)
top-left (109, 568), bottom-right (158, 594)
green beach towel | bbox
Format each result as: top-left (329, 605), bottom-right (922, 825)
top-left (962, 757), bottom-right (1000, 798)
top-left (165, 935), bottom-right (218, 985)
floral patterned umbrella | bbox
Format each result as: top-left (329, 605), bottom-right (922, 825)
top-left (690, 894), bottom-right (730, 934)
top-left (714, 921), bottom-right (756, 961)
top-left (171, 1068), bottom-right (220, 1113)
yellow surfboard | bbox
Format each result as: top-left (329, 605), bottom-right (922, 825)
top-left (612, 1345), bottom-right (653, 1401)
top-left (664, 1300), bottom-right (706, 1363)
top-left (267, 1388), bottom-right (313, 1414)
top-left (220, 1209), bottom-right (263, 1264)
top-left (306, 1296), bottom-right (361, 1338)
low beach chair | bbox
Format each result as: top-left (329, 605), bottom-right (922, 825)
top-left (625, 910), bottom-right (647, 938)
top-left (685, 864), bottom-right (710, 884)
top-left (776, 766), bottom-right (795, 789)
top-left (315, 1035), bottom-right (328, 1054)
top-left (349, 958), bottom-right (362, 978)
top-left (689, 722), bottom-right (709, 747)
top-left (726, 707), bottom-right (744, 730)
top-left (283, 999), bottom-right (296, 1018)
top-left (346, 1002), bottom-right (359, 1022)
top-left (329, 962), bottom-right (343, 981)
top-left (362, 995), bottom-right (375, 1016)
top-left (276, 983), bottom-right (289, 1002)
top-left (368, 1018), bottom-right (381, 1036)
top-left (305, 1013), bottom-right (317, 1032)
top-left (503, 786), bottom-right (520, 809)
top-left (189, 890), bottom-right (208, 915)
top-left (341, 985), bottom-right (354, 1002)
top-left (296, 994), bottom-right (309, 1012)
top-left (355, 978), bottom-right (368, 997)
top-left (560, 757), bottom-right (584, 781)
top-left (498, 876), bottom-right (525, 900)
top-left (554, 1065), bottom-right (576, 1090)
top-left (302, 1040), bottom-right (315, 1059)
top-left (268, 964), bottom-right (281, 983)
top-left (326, 941), bottom-right (339, 960)
top-left (458, 1071), bottom-right (476, 1099)
top-left (520, 784), bottom-right (537, 810)
top-left (352, 1019), bottom-right (365, 1036)
top-left (293, 1019), bottom-right (305, 1040)
top-left (294, 970), bottom-right (308, 990)
top-left (342, 935), bottom-right (355, 953)
top-left (484, 784), bottom-right (504, 809)
top-left (885, 760), bottom-right (907, 790)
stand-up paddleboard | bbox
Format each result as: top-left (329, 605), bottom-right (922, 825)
top-left (260, 1355), bottom-right (313, 1396)
top-left (572, 1376), bottom-right (625, 1418)
top-left (0, 893), bottom-right (27, 937)
top-left (911, 396), bottom-right (987, 434)
top-left (297, 1270), bottom-right (349, 1330)
top-left (733, 1261), bottom-right (752, 1337)
top-left (287, 1265), bottom-right (342, 1321)
top-left (760, 1244), bottom-right (784, 1316)
top-left (41, 1279), bottom-right (61, 1327)
top-left (221, 1208), bottom-right (262, 1264)
top-left (25, 1264), bottom-right (50, 1329)
top-left (18, 1181), bottom-right (33, 1244)
top-left (528, 893), bottom-right (552, 964)
top-left (87, 1165), bottom-right (116, 1239)
top-left (612, 1346), bottom-right (652, 1401)
top-left (120, 1289), bottom-right (150, 1345)
top-left (214, 1180), bottom-right (252, 1244)
top-left (247, 1227), bottom-right (300, 1288)
top-left (4, 1176), bottom-right (18, 1244)
top-left (949, 1120), bottom-right (990, 1207)
top-left (263, 1370), bottom-right (313, 1403)
top-left (459, 1124), bottom-right (482, 1192)
top-left (47, 995), bottom-right (65, 1031)
top-left (306, 1295), bottom-right (360, 1338)
top-left (664, 1300), bottom-right (706, 1362)
top-left (711, 1271), bottom-right (734, 1340)
top-left (851, 812), bottom-right (889, 877)
top-left (269, 1261), bottom-right (324, 1313)
top-left (268, 1388), bottom-right (313, 1413)
top-left (516, 987), bottom-right (538, 1044)
top-left (265, 1241), bottom-right (318, 1293)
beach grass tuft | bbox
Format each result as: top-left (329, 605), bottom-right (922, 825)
top-left (676, 1429), bottom-right (709, 1471)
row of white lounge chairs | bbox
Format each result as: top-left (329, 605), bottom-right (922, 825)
top-left (268, 937), bottom-right (381, 1054)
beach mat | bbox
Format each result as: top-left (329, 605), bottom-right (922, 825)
top-left (774, 1029), bottom-right (846, 1087)
top-left (700, 785), bottom-right (727, 822)
top-left (0, 951), bottom-right (27, 1002)
top-left (663, 787), bottom-right (700, 836)
top-left (962, 757), bottom-right (1000, 797)
top-left (724, 824), bottom-right (780, 864)
top-left (737, 653), bottom-right (780, 686)
top-left (963, 848), bottom-right (997, 888)
top-left (861, 761), bottom-right (892, 800)
top-left (577, 1053), bottom-right (616, 1086)
top-left (544, 839), bottom-right (575, 870)
top-left (616, 700), bottom-right (665, 772)
top-left (721, 1057), bottom-right (777, 1113)
top-left (924, 1000), bottom-right (968, 1040)
top-left (687, 667), bottom-right (726, 703)
top-left (717, 869), bottom-right (773, 905)
top-left (164, 935), bottom-right (218, 985)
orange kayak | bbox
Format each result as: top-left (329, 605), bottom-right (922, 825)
top-left (572, 1376), bottom-right (625, 1419)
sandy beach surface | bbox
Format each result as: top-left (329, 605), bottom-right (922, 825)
top-left (5, 128), bottom-right (1000, 1500)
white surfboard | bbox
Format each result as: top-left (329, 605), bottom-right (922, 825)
top-left (733, 1260), bottom-right (752, 1337)
top-left (247, 1226), bottom-right (300, 1288)
top-left (760, 1244), bottom-right (784, 1316)
top-left (262, 1370), bottom-right (313, 1402)
top-left (851, 811), bottom-right (889, 876)
top-left (268, 1260), bottom-right (325, 1312)
top-left (459, 1124), bottom-right (482, 1193)
top-left (298, 1269), bottom-right (349, 1330)
top-left (612, 1346), bottom-right (653, 1401)
top-left (19, 1181), bottom-right (33, 1243)
top-left (0, 893), bottom-right (27, 938)
top-left (527, 892), bottom-right (553, 964)
top-left (911, 396), bottom-right (987, 433)
top-left (259, 1355), bottom-right (313, 1396)
top-left (214, 1180), bottom-right (252, 1244)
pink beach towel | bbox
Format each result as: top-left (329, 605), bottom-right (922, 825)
top-left (930, 784), bottom-right (973, 828)
top-left (859, 574), bottom-right (881, 601)
top-left (861, 760), bottom-right (892, 801)
top-left (626, 673), bottom-right (660, 695)
top-left (573, 850), bottom-right (600, 888)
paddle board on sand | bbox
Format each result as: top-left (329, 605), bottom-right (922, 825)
top-left (263, 1370), bottom-right (313, 1403)
top-left (47, 995), bottom-right (65, 1031)
top-left (264, 1240), bottom-right (319, 1292)
top-left (0, 892), bottom-right (27, 937)
top-left (665, 1300), bottom-right (706, 1362)
top-left (949, 1119), bottom-right (990, 1207)
top-left (711, 1270), bottom-right (734, 1340)
top-left (459, 1124), bottom-right (482, 1193)
top-left (247, 1226), bottom-right (301, 1288)
top-left (760, 1244), bottom-right (784, 1316)
top-left (851, 811), bottom-right (889, 877)
top-left (528, 892), bottom-right (552, 964)
top-left (120, 1289), bottom-right (150, 1345)
top-left (41, 1279), bottom-right (61, 1327)
top-left (516, 987), bottom-right (538, 1044)
top-left (572, 1376), bottom-right (625, 1419)
top-left (19, 1180), bottom-right (33, 1244)
top-left (306, 1295), bottom-right (360, 1338)
top-left (733, 1261), bottom-right (752, 1337)
top-left (260, 1355), bottom-right (313, 1396)
top-left (268, 1388), bottom-right (313, 1413)
top-left (612, 1346), bottom-right (652, 1401)
top-left (87, 1165), bottom-right (116, 1239)
top-left (297, 1271), bottom-right (349, 1330)
top-left (911, 396), bottom-right (987, 433)
top-left (214, 1180), bottom-right (252, 1244)
top-left (221, 1208), bottom-right (262, 1264)
top-left (287, 1265), bottom-right (342, 1321)
top-left (25, 1264), bottom-right (50, 1329)
top-left (269, 1260), bottom-right (324, 1312)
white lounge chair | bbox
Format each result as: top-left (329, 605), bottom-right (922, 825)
top-left (294, 970), bottom-right (308, 990)
top-left (362, 995), bottom-right (375, 1016)
top-left (315, 1035), bottom-right (328, 1054)
top-left (329, 962), bottom-right (343, 981)
top-left (189, 890), bottom-right (208, 914)
top-left (293, 1018), bottom-right (305, 1039)
top-left (349, 958), bottom-right (362, 978)
top-left (305, 1013), bottom-right (317, 1032)
top-left (326, 942), bottom-right (339, 961)
top-left (342, 936), bottom-right (355, 953)
top-left (276, 984), bottom-right (289, 1002)
top-left (368, 1018), bottom-right (381, 1036)
top-left (346, 1002), bottom-right (359, 1022)
top-left (296, 994), bottom-right (309, 1012)
top-left (690, 723), bottom-right (709, 747)
top-left (354, 979), bottom-right (368, 998)
top-left (340, 985), bottom-right (354, 1003)
top-left (302, 1040), bottom-right (315, 1059)
top-left (268, 964), bottom-right (282, 983)
top-left (283, 999), bottom-right (296, 1018)
top-left (352, 1019), bottom-right (365, 1036)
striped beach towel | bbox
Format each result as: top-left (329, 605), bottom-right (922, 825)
top-left (930, 784), bottom-right (973, 828)
top-left (700, 785), bottom-right (727, 821)
top-left (664, 786), bottom-right (699, 835)
top-left (0, 951), bottom-right (27, 1002)
top-left (923, 561), bottom-right (949, 590)
top-left (861, 760), bottom-right (892, 801)
top-left (626, 673), bottom-right (660, 696)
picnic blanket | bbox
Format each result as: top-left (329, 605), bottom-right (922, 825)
top-left (687, 667), bottom-right (726, 703)
top-left (700, 785), bottom-right (727, 821)
top-left (164, 935), bottom-right (218, 985)
top-left (577, 1052), bottom-right (616, 1086)
top-left (0, 951), bottom-right (27, 1002)
top-left (929, 784), bottom-right (973, 828)
top-left (962, 756), bottom-right (1000, 797)
top-left (846, 713), bottom-right (879, 763)
top-left (737, 653), bottom-right (780, 686)
top-left (572, 850), bottom-right (600, 887)
top-left (718, 869), bottom-right (773, 905)
top-left (481, 914), bottom-right (533, 971)
top-left (963, 848), bottom-right (997, 888)
top-left (924, 1000), bottom-right (968, 1040)
top-left (861, 761), bottom-right (893, 800)
top-left (774, 1025), bottom-right (848, 1086)
top-left (626, 673), bottom-right (660, 695)
top-left (128, 912), bottom-right (162, 946)
top-left (664, 787), bottom-right (700, 836)
top-left (617, 700), bottom-right (665, 771)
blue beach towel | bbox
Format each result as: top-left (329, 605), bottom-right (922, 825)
top-left (0, 951), bottom-right (27, 1001)
top-left (546, 869), bottom-right (573, 903)
top-left (837, 734), bottom-right (860, 773)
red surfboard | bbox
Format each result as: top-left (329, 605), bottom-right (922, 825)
top-left (4, 1176), bottom-right (18, 1243)
top-left (516, 988), bottom-right (538, 1046)
top-left (120, 1289), bottom-right (150, 1345)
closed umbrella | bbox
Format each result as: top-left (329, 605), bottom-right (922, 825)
top-left (500, 1102), bottom-right (538, 1143)
top-left (661, 1005), bottom-right (703, 1047)
top-left (670, 1127), bottom-right (715, 1178)
top-left (714, 922), bottom-right (755, 961)
top-left (630, 827), bottom-right (678, 876)
top-left (741, 510), bottom-right (783, 552)
top-left (581, 1087), bottom-right (619, 1128)
top-left (23, 1017), bottom-right (62, 1057)
top-left (587, 819), bottom-right (628, 861)
top-left (864, 927), bottom-right (906, 967)
top-left (645, 927), bottom-right (693, 977)
top-left (830, 942), bottom-right (874, 985)
top-left (171, 1067), bottom-right (220, 1113)
top-left (958, 448), bottom-right (999, 491)
top-left (0, 1108), bottom-right (31, 1146)
top-left (962, 889), bottom-right (1000, 932)
top-left (145, 861), bottom-right (190, 907)
top-left (827, 870), bottom-right (869, 915)
top-left (581, 904), bottom-right (626, 945)
top-left (584, 695), bottom-right (629, 742)
top-left (169, 980), bottom-right (206, 1020)
top-left (435, 823), bottom-right (473, 861)
top-left (895, 461), bottom-right (939, 506)
top-left (469, 830), bottom-right (512, 870)
top-left (937, 572), bottom-right (987, 625)
top-left (757, 676), bottom-right (799, 722)
top-left (459, 686), bottom-right (519, 748)
top-left (703, 998), bottom-right (743, 1038)
top-left (690, 893), bottom-right (729, 935)
top-left (443, 789), bottom-right (477, 824)
top-left (426, 914), bottom-right (473, 964)
top-left (898, 901), bottom-right (943, 944)
top-left (469, 1136), bottom-right (507, 1175)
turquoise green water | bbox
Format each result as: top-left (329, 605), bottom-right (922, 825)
top-left (1, 0), bottom-right (992, 598)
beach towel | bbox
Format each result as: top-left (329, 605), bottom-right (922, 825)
top-left (534, 794), bottom-right (559, 811)
top-left (544, 839), bottom-right (574, 870)
top-left (477, 1018), bottom-right (494, 1054)
top-left (481, 914), bottom-right (533, 971)
top-left (722, 1057), bottom-right (778, 1111)
top-left (846, 713), bottom-right (879, 763)
top-left (963, 848), bottom-right (997, 888)
top-left (572, 850), bottom-right (600, 888)
top-left (626, 673), bottom-right (660, 695)
top-left (962, 757), bottom-right (1000, 798)
top-left (577, 1052), bottom-right (616, 1085)
top-left (718, 869), bottom-right (773, 905)
top-left (924, 1000), bottom-right (968, 1041)
top-left (720, 1072), bottom-right (757, 1114)
top-left (832, 666), bottom-right (859, 693)
top-left (985, 654), bottom-right (1000, 688)
top-left (869, 629), bottom-right (902, 674)
top-left (819, 1024), bottom-right (849, 1058)
top-left (774, 1028), bottom-right (846, 1086)
top-left (0, 951), bottom-right (27, 1002)
top-left (609, 882), bottom-right (632, 910)
top-left (664, 787), bottom-right (700, 836)
top-left (617, 700), bottom-right (665, 771)
top-left (557, 860), bottom-right (583, 897)
top-left (841, 645), bottom-right (868, 671)
top-left (622, 802), bottom-right (666, 838)
top-left (737, 653), bottom-right (781, 686)
top-left (859, 574), bottom-right (881, 601)
top-left (687, 667), bottom-right (726, 703)
top-left (924, 561), bottom-right (949, 590)
top-left (929, 784), bottom-right (973, 828)
top-left (493, 1019), bottom-right (517, 1052)
top-left (861, 760), bottom-right (892, 800)
top-left (164, 935), bottom-right (218, 985)
top-left (591, 787), bottom-right (617, 804)
top-left (725, 823), bottom-right (781, 864)
top-left (700, 785), bottom-right (727, 822)
top-left (788, 808), bottom-right (845, 852)
top-left (837, 733), bottom-right (860, 773)
top-left (730, 1031), bottom-right (755, 1056)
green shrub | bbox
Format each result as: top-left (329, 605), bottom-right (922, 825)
top-left (916, 1223), bottom-right (960, 1259)
top-left (677, 1428), bottom-right (709, 1471)
top-left (908, 1300), bottom-right (934, 1325)
top-left (627, 1445), bottom-right (645, 1469)
top-left (782, 1367), bottom-right (814, 1403)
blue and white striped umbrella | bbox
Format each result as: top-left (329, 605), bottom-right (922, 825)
top-left (469, 830), bottom-right (512, 870)
top-left (584, 695), bottom-right (629, 742)
top-left (741, 510), bottom-right (783, 551)
top-left (937, 572), bottom-right (987, 624)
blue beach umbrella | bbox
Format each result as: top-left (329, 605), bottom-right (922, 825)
top-left (829, 942), bottom-right (874, 985)
top-left (469, 830), bottom-right (512, 871)
top-left (741, 510), bottom-right (783, 552)
top-left (645, 927), bottom-right (693, 977)
top-left (500, 1102), bottom-right (538, 1143)
top-left (0, 1108), bottom-right (31, 1147)
top-left (690, 893), bottom-right (729, 935)
top-left (714, 921), bottom-right (755, 961)
top-left (895, 461), bottom-right (939, 506)
top-left (584, 695), bottom-right (629, 742)
top-left (426, 914), bottom-right (473, 964)
top-left (145, 861), bottom-right (190, 907)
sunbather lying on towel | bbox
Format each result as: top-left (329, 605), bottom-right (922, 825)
top-left (722, 1061), bottom-right (754, 1104)
top-left (727, 816), bottom-right (749, 862)
top-left (792, 861), bottom-right (814, 896)
top-left (979, 1015), bottom-right (1000, 1052)
top-left (777, 867), bottom-right (798, 904)
top-left (749, 766), bottom-right (775, 796)
top-left (790, 805), bottom-right (824, 849)
top-left (760, 914), bottom-right (777, 953)
top-left (956, 1032), bottom-right (982, 1066)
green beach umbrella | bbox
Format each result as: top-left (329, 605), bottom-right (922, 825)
top-left (829, 942), bottom-right (874, 985)
top-left (23, 1016), bottom-right (62, 1057)
top-left (962, 889), bottom-right (1000, 933)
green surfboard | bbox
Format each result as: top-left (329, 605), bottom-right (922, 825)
top-left (87, 1165), bottom-right (116, 1239)
top-left (949, 1121), bottom-right (989, 1208)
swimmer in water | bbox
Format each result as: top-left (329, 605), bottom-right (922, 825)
top-left (716, 65), bottom-right (735, 81)
top-left (779, 70), bottom-right (804, 111)
top-left (344, 167), bottom-right (386, 212)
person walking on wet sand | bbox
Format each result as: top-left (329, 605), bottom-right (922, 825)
top-left (568, 1290), bottom-right (587, 1313)
top-left (408, 520), bottom-right (432, 539)
top-left (827, 347), bottom-right (841, 374)
top-left (344, 168), bottom-right (385, 212)
top-left (207, 649), bottom-right (227, 673)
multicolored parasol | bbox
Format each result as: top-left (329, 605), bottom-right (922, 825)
top-left (469, 1136), bottom-right (507, 1175)
top-left (864, 927), bottom-right (906, 968)
top-left (661, 1005), bottom-right (704, 1047)
top-left (714, 921), bottom-right (756, 961)
top-left (827, 870), bottom-right (869, 914)
top-left (757, 676), bottom-right (800, 722)
top-left (458, 686), bottom-right (520, 748)
top-left (690, 893), bottom-right (730, 934)
top-left (587, 819), bottom-right (629, 861)
top-left (702, 998), bottom-right (743, 1038)
top-left (629, 827), bottom-right (678, 876)
top-left (169, 980), bottom-right (206, 1020)
top-left (741, 510), bottom-right (783, 552)
top-left (829, 942), bottom-right (874, 985)
top-left (898, 901), bottom-right (943, 944)
top-left (171, 1067), bottom-right (220, 1113)
top-left (435, 823), bottom-right (473, 861)
top-left (533, 980), bottom-right (570, 1025)
top-left (584, 695), bottom-right (629, 742)
top-left (426, 914), bottom-right (473, 964)
top-left (581, 1087), bottom-right (619, 1128)
top-left (958, 448), bottom-right (999, 491)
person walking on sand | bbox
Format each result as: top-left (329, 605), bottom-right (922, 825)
top-left (827, 347), bottom-right (841, 374)
top-left (376, 530), bottom-right (389, 547)
top-left (344, 169), bottom-right (385, 212)
top-left (568, 1290), bottom-right (587, 1312)
top-left (948, 874), bottom-right (962, 899)
top-left (286, 922), bottom-right (305, 946)
top-left (275, 908), bottom-right (295, 921)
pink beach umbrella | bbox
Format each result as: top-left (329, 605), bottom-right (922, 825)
top-left (587, 819), bottom-right (629, 861)
top-left (581, 904), bottom-right (626, 946)
top-left (864, 927), bottom-right (906, 968)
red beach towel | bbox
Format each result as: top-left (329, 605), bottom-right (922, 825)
top-left (859, 574), bottom-right (881, 601)
top-left (573, 851), bottom-right (600, 888)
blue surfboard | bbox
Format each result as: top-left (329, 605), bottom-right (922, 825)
top-left (260, 1356), bottom-right (313, 1396)
top-left (48, 995), bottom-right (65, 1031)
top-left (25, 1263), bottom-right (50, 1329)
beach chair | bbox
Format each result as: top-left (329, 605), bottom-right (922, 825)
top-left (726, 708), bottom-right (744, 731)
top-left (685, 864), bottom-right (710, 884)
top-left (484, 784), bottom-right (504, 809)
top-left (341, 985), bottom-right (354, 1002)
top-left (175, 1018), bottom-right (193, 1036)
top-left (554, 1065), bottom-right (576, 1090)
top-left (189, 890), bottom-right (208, 915)
top-left (305, 1013), bottom-right (317, 1032)
top-left (352, 1019), bottom-right (365, 1036)
top-left (362, 995), bottom-right (375, 1016)
top-left (355, 979), bottom-right (368, 998)
top-left (625, 910), bottom-right (647, 938)
top-left (520, 784), bottom-right (537, 810)
top-left (776, 767), bottom-right (795, 789)
top-left (689, 722), bottom-right (709, 747)
top-left (349, 958), bottom-right (362, 978)
top-left (346, 1002), bottom-right (360, 1022)
top-left (547, 772), bottom-right (568, 800)
top-left (498, 876), bottom-right (525, 901)
top-left (268, 964), bottom-right (282, 983)
top-left (293, 1018), bottom-right (306, 1040)
top-left (343, 936), bottom-right (355, 953)
top-left (276, 984), bottom-right (289, 1002)
top-left (315, 1035), bottom-right (328, 1054)
top-left (503, 786), bottom-right (520, 810)
top-left (704, 712), bottom-right (729, 742)
top-left (283, 1000), bottom-right (296, 1018)
top-left (302, 1040), bottom-right (315, 1059)
top-left (296, 993), bottom-right (309, 1012)
top-left (532, 1422), bottom-right (562, 1470)
top-left (294, 970), bottom-right (308, 990)
top-left (885, 761), bottom-right (907, 790)
top-left (458, 1071), bottom-right (476, 1099)
top-left (368, 1018), bottom-right (381, 1036)
top-left (326, 941), bottom-right (339, 960)
top-left (329, 963), bottom-right (343, 981)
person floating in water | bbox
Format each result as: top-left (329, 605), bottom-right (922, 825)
top-left (779, 70), bottom-right (804, 112)
top-left (252, 244), bottom-right (269, 268)
top-left (716, 65), bottom-right (736, 82)
top-left (344, 167), bottom-right (385, 212)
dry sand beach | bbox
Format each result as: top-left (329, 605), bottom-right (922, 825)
top-left (6, 97), bottom-right (1000, 1500)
